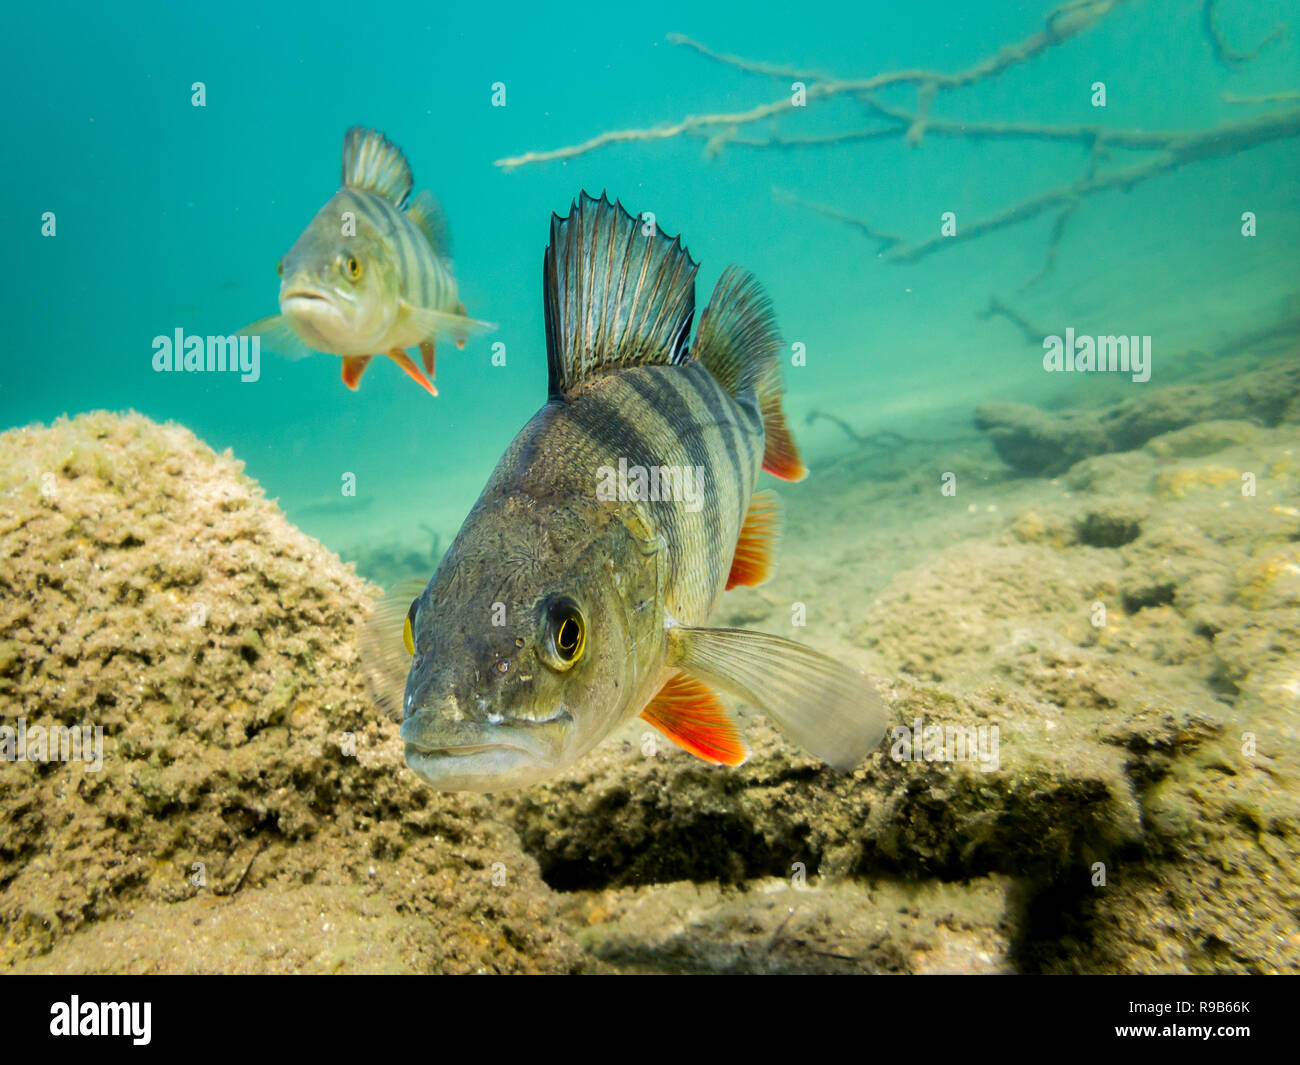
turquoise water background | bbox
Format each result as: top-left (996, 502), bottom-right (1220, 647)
top-left (5, 0), bottom-right (1298, 571)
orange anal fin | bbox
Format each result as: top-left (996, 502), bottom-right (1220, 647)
top-left (455, 301), bottom-right (468, 349)
top-left (387, 348), bottom-right (438, 396)
top-left (419, 339), bottom-right (437, 377)
top-left (727, 489), bottom-right (780, 590)
top-left (761, 391), bottom-right (807, 482)
top-left (341, 355), bottom-right (374, 391)
top-left (640, 673), bottom-right (748, 766)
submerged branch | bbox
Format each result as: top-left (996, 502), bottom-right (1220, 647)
top-left (1224, 90), bottom-right (1300, 105)
top-left (791, 108), bottom-right (1300, 265)
top-left (805, 411), bottom-right (919, 451)
top-left (1202, 0), bottom-right (1286, 69)
top-left (773, 188), bottom-right (905, 254)
top-left (979, 297), bottom-right (1050, 346)
top-left (496, 0), bottom-right (1130, 170)
top-left (665, 32), bottom-right (833, 82)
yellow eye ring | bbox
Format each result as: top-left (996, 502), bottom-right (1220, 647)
top-left (546, 599), bottom-right (585, 669)
top-left (346, 255), bottom-right (362, 281)
top-left (402, 598), bottom-right (418, 656)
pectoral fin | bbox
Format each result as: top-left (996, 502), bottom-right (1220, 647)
top-left (640, 673), bottom-right (748, 766)
top-left (238, 315), bottom-right (315, 360)
top-left (400, 300), bottom-right (496, 345)
top-left (359, 578), bottom-right (429, 722)
top-left (666, 627), bottom-right (888, 771)
top-left (454, 301), bottom-right (469, 350)
top-left (419, 339), bottom-right (436, 377)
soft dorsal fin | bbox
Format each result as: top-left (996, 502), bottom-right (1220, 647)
top-left (693, 266), bottom-right (781, 397)
top-left (407, 189), bottom-right (453, 261)
top-left (342, 126), bottom-right (413, 209)
top-left (543, 191), bottom-right (698, 398)
top-left (696, 266), bottom-right (807, 482)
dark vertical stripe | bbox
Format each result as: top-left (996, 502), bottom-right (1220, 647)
top-left (602, 375), bottom-right (690, 568)
top-left (625, 370), bottom-right (724, 588)
top-left (678, 365), bottom-right (751, 544)
top-left (569, 386), bottom-right (688, 589)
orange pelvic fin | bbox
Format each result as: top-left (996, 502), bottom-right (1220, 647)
top-left (640, 673), bottom-right (748, 766)
top-left (387, 348), bottom-right (438, 396)
top-left (727, 489), bottom-right (780, 590)
top-left (760, 386), bottom-right (807, 482)
top-left (419, 338), bottom-right (437, 377)
top-left (454, 302), bottom-right (468, 349)
top-left (341, 355), bottom-right (374, 390)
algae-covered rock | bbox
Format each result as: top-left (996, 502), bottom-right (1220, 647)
top-left (974, 361), bottom-right (1300, 475)
top-left (0, 412), bottom-right (590, 973)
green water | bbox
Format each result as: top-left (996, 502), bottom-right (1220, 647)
top-left (6, 0), bottom-right (1297, 579)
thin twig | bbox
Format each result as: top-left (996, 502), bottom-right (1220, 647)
top-left (1224, 90), bottom-right (1300, 105)
top-left (665, 32), bottom-right (833, 82)
top-left (218, 839), bottom-right (265, 901)
top-left (979, 297), bottom-right (1049, 346)
top-left (792, 109), bottom-right (1300, 265)
top-left (773, 188), bottom-right (905, 255)
top-left (1202, 0), bottom-right (1286, 69)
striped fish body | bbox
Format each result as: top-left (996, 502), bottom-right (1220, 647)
top-left (242, 127), bottom-right (491, 395)
top-left (425, 361), bottom-right (766, 755)
top-left (387, 192), bottom-right (887, 792)
top-left (547, 362), bottom-right (765, 631)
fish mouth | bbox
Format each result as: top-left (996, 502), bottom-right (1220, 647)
top-left (399, 711), bottom-right (573, 792)
top-left (280, 288), bottom-right (341, 311)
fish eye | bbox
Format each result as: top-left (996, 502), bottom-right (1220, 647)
top-left (402, 598), bottom-right (419, 656)
top-left (543, 598), bottom-right (585, 671)
top-left (346, 254), bottom-right (362, 281)
top-left (275, 259), bottom-right (283, 278)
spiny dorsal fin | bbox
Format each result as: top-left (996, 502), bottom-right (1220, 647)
top-left (342, 126), bottom-right (413, 209)
top-left (407, 189), bottom-right (453, 261)
top-left (543, 190), bottom-right (698, 398)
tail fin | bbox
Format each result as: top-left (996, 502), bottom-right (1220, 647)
top-left (694, 266), bottom-right (807, 482)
